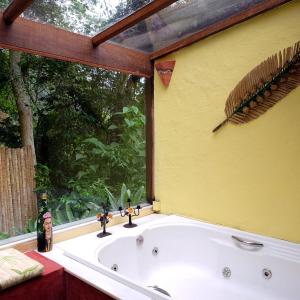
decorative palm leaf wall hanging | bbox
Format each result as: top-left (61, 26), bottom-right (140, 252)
top-left (213, 41), bottom-right (300, 133)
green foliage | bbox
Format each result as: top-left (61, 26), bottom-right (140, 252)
top-left (0, 0), bottom-right (9, 10)
top-left (35, 163), bottom-right (51, 192)
top-left (102, 183), bottom-right (145, 210)
top-left (49, 193), bottom-right (101, 225)
top-left (24, 219), bottom-right (37, 233)
top-left (131, 185), bottom-right (145, 205)
top-left (0, 50), bottom-right (21, 147)
top-left (0, 231), bottom-right (10, 240)
top-left (76, 105), bottom-right (146, 193)
top-left (104, 183), bottom-right (129, 211)
top-left (46, 182), bottom-right (144, 225)
top-left (26, 56), bottom-right (145, 189)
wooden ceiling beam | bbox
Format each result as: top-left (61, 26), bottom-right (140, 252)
top-left (3, 0), bottom-right (34, 24)
top-left (149, 0), bottom-right (292, 60)
top-left (92, 0), bottom-right (178, 47)
top-left (0, 13), bottom-right (152, 77)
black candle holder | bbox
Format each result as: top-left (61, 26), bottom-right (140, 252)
top-left (96, 207), bottom-right (112, 238)
top-left (119, 199), bottom-right (141, 228)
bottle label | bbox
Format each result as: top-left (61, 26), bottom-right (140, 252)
top-left (37, 210), bottom-right (53, 252)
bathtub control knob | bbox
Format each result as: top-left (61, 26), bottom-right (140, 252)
top-left (136, 235), bottom-right (144, 245)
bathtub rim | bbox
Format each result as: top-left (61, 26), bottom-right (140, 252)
top-left (62, 214), bottom-right (300, 300)
top-left (93, 215), bottom-right (300, 263)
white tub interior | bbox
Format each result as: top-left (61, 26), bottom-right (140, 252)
top-left (60, 215), bottom-right (300, 300)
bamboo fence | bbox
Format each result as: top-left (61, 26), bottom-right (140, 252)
top-left (0, 146), bottom-right (36, 235)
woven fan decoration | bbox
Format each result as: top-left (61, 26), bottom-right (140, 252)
top-left (213, 41), bottom-right (300, 133)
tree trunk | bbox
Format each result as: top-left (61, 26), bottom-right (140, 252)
top-left (9, 50), bottom-right (36, 164)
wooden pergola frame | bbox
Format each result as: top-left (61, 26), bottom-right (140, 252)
top-left (0, 0), bottom-right (292, 203)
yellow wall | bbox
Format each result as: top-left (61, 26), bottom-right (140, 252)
top-left (154, 1), bottom-right (300, 243)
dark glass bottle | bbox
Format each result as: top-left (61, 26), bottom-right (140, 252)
top-left (37, 192), bottom-right (53, 252)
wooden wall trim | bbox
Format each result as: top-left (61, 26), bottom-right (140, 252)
top-left (0, 14), bottom-right (152, 77)
top-left (150, 0), bottom-right (292, 59)
top-left (3, 0), bottom-right (33, 24)
top-left (92, 0), bottom-right (178, 47)
top-left (145, 75), bottom-right (155, 203)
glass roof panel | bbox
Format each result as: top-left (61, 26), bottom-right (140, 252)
top-left (109, 0), bottom-right (266, 53)
top-left (0, 1), bottom-right (9, 11)
top-left (16, 0), bottom-right (152, 36)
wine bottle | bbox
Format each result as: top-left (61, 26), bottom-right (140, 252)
top-left (37, 193), bottom-right (53, 252)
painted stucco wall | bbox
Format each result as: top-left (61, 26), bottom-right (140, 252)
top-left (154, 1), bottom-right (300, 243)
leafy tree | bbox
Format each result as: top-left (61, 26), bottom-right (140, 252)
top-left (75, 105), bottom-right (145, 192)
top-left (0, 50), bottom-right (21, 147)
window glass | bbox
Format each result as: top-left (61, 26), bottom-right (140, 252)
top-left (0, 49), bottom-right (146, 243)
top-left (11, 0), bottom-right (152, 37)
top-left (110, 0), bottom-right (266, 53)
top-left (0, 0), bottom-right (9, 10)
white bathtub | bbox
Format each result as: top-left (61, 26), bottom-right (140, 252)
top-left (62, 215), bottom-right (300, 300)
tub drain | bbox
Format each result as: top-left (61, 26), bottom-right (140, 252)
top-left (148, 285), bottom-right (171, 297)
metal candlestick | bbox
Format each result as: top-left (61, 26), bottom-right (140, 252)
top-left (119, 199), bottom-right (141, 228)
top-left (96, 207), bottom-right (112, 238)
